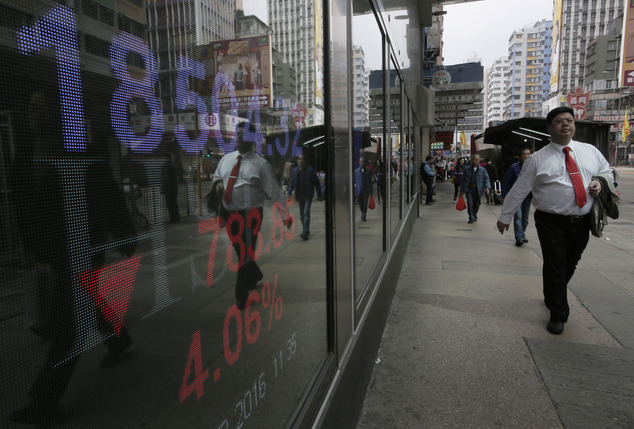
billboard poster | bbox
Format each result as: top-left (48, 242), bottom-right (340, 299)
top-left (621, 0), bottom-right (634, 86)
top-left (315, 0), bottom-right (324, 107)
top-left (549, 0), bottom-right (563, 94)
top-left (198, 36), bottom-right (273, 110)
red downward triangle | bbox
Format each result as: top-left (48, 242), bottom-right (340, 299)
top-left (77, 256), bottom-right (142, 336)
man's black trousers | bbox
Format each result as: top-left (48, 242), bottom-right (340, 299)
top-left (534, 210), bottom-right (591, 323)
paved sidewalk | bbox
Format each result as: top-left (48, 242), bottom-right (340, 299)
top-left (356, 176), bottom-right (634, 428)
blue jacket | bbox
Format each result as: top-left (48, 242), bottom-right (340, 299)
top-left (354, 166), bottom-right (373, 196)
top-left (501, 161), bottom-right (521, 197)
top-left (461, 165), bottom-right (491, 197)
top-left (288, 165), bottom-right (322, 200)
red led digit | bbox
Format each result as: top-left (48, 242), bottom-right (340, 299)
top-left (198, 216), bottom-right (223, 287)
top-left (244, 291), bottom-right (261, 345)
top-left (225, 212), bottom-right (246, 272)
top-left (271, 202), bottom-right (285, 248)
top-left (179, 330), bottom-right (209, 402)
top-left (223, 305), bottom-right (243, 366)
top-left (246, 208), bottom-right (263, 261)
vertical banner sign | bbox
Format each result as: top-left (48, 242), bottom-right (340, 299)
top-left (314, 0), bottom-right (324, 107)
top-left (549, 0), bottom-right (563, 94)
top-left (621, 0), bottom-right (634, 87)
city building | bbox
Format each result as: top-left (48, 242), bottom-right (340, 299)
top-left (352, 45), bottom-right (370, 130)
top-left (505, 19), bottom-right (552, 119)
top-left (547, 0), bottom-right (624, 104)
top-left (485, 56), bottom-right (508, 126)
top-left (0, 1), bottom-right (482, 428)
top-left (431, 62), bottom-right (484, 156)
top-left (268, 0), bottom-right (321, 115)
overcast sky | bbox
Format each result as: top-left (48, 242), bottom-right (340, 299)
top-left (242, 0), bottom-right (555, 72)
top-left (443, 0), bottom-right (554, 69)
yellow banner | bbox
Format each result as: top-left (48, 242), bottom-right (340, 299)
top-left (549, 0), bottom-right (563, 93)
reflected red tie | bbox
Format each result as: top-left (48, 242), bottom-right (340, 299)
top-left (224, 154), bottom-right (242, 204)
top-left (562, 147), bottom-right (586, 207)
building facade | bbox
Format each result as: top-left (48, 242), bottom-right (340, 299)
top-left (548, 0), bottom-right (624, 100)
top-left (268, 0), bottom-right (320, 114)
top-left (485, 56), bottom-right (508, 126)
top-left (506, 20), bottom-right (552, 119)
top-left (352, 45), bottom-right (370, 129)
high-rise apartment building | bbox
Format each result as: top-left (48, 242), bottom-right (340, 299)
top-left (548, 0), bottom-right (624, 102)
top-left (268, 0), bottom-right (319, 111)
top-left (485, 57), bottom-right (508, 126)
top-left (505, 20), bottom-right (552, 119)
top-left (352, 45), bottom-right (370, 129)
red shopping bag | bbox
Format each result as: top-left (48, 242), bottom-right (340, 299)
top-left (456, 194), bottom-right (466, 211)
top-left (368, 194), bottom-right (376, 210)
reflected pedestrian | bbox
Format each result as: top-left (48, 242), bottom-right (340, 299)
top-left (161, 152), bottom-right (183, 223)
top-left (354, 156), bottom-right (373, 221)
top-left (288, 155), bottom-right (323, 240)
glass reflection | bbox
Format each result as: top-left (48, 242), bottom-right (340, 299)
top-left (0, 0), bottom-right (327, 427)
top-left (352, 4), bottom-right (384, 297)
top-left (390, 68), bottom-right (402, 246)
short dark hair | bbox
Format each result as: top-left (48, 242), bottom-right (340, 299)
top-left (237, 121), bottom-right (256, 133)
top-left (425, 155), bottom-right (433, 161)
top-left (546, 106), bottom-right (574, 124)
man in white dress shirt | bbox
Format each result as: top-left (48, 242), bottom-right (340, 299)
top-left (496, 106), bottom-right (611, 335)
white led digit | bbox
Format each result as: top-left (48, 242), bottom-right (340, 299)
top-left (110, 32), bottom-right (163, 153)
top-left (175, 55), bottom-right (209, 154)
top-left (17, 5), bottom-right (87, 152)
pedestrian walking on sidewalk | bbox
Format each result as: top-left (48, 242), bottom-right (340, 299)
top-left (452, 157), bottom-right (466, 201)
top-left (496, 106), bottom-right (612, 335)
top-left (501, 147), bottom-right (533, 247)
top-left (461, 154), bottom-right (490, 223)
top-left (421, 156), bottom-right (436, 205)
top-left (483, 157), bottom-right (498, 204)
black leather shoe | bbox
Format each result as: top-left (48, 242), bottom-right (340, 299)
top-left (523, 239), bottom-right (529, 243)
top-left (547, 320), bottom-right (564, 335)
top-left (515, 240), bottom-right (523, 247)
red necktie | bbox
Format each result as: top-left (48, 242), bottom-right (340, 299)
top-left (224, 154), bottom-right (242, 204)
top-left (562, 147), bottom-right (586, 207)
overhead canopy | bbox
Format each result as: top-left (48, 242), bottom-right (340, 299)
top-left (482, 117), bottom-right (613, 158)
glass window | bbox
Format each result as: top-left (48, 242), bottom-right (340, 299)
top-left (390, 65), bottom-right (402, 246)
top-left (1, 1), bottom-right (328, 427)
top-left (352, 3), bottom-right (385, 298)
